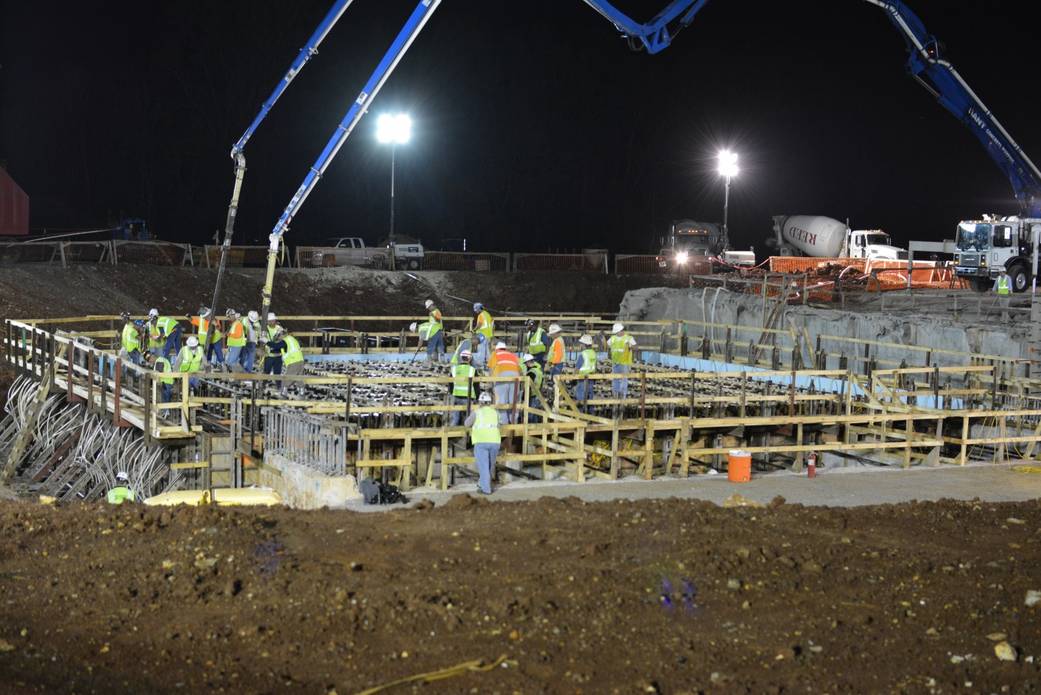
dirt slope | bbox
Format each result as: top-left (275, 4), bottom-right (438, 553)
top-left (0, 265), bottom-right (684, 323)
top-left (0, 496), bottom-right (1039, 693)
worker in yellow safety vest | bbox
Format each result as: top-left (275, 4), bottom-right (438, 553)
top-left (607, 322), bottom-right (637, 398)
top-left (574, 334), bottom-right (597, 411)
top-left (464, 391), bottom-right (500, 494)
top-left (279, 328), bottom-right (305, 393)
top-left (107, 471), bottom-right (136, 505)
top-left (144, 351), bottom-right (175, 402)
top-left (173, 335), bottom-right (206, 389)
top-left (545, 323), bottom-right (565, 385)
top-left (119, 312), bottom-right (143, 365)
top-left (423, 299), bottom-right (446, 360)
top-left (225, 309), bottom-right (247, 372)
top-left (524, 319), bottom-right (549, 366)
top-left (449, 349), bottom-right (477, 426)
top-left (993, 268), bottom-right (1012, 320)
top-left (469, 303), bottom-right (494, 367)
top-left (149, 309), bottom-right (182, 359)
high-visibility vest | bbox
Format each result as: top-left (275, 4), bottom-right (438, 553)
top-left (473, 310), bottom-right (494, 341)
top-left (608, 334), bottom-right (635, 366)
top-left (177, 345), bottom-right (205, 373)
top-left (526, 327), bottom-right (546, 355)
top-left (428, 308), bottom-right (443, 336)
top-left (282, 334), bottom-right (304, 365)
top-left (147, 322), bottom-right (164, 349)
top-left (548, 336), bottom-right (565, 365)
top-left (154, 356), bottom-right (174, 385)
top-left (106, 486), bottom-right (136, 505)
top-left (997, 275), bottom-right (1011, 295)
top-left (489, 349), bottom-right (520, 376)
top-left (526, 362), bottom-right (544, 392)
top-left (121, 324), bottom-right (141, 353)
top-left (450, 339), bottom-right (472, 365)
top-left (192, 317), bottom-right (222, 343)
top-left (266, 325), bottom-right (280, 341)
top-left (471, 406), bottom-right (501, 444)
top-left (227, 319), bottom-right (246, 347)
top-left (452, 363), bottom-right (476, 398)
top-left (578, 348), bottom-right (597, 374)
top-left (156, 316), bottom-right (179, 336)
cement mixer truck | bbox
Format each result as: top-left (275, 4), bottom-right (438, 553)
top-left (770, 215), bottom-right (907, 260)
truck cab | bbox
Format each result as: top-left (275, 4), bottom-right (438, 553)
top-left (847, 230), bottom-right (906, 260)
top-left (954, 217), bottom-right (1041, 292)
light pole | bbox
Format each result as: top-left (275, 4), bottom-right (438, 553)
top-left (717, 149), bottom-right (739, 244)
top-left (376, 113), bottom-right (411, 245)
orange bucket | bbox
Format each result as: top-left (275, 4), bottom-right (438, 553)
top-left (727, 450), bottom-right (751, 483)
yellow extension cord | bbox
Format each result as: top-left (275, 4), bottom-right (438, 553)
top-left (354, 655), bottom-right (516, 695)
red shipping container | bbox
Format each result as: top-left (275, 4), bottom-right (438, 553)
top-left (0, 168), bottom-right (30, 236)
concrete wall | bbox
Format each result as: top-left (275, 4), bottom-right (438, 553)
top-left (619, 287), bottom-right (1028, 369)
top-left (258, 453), bottom-right (362, 509)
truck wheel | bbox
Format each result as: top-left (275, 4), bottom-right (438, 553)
top-left (408, 260), bottom-right (420, 270)
top-left (1008, 264), bottom-right (1030, 293)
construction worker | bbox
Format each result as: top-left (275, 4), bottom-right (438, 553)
top-left (488, 341), bottom-right (521, 424)
top-left (224, 309), bottom-right (247, 372)
top-left (524, 319), bottom-right (550, 366)
top-left (263, 326), bottom-right (287, 378)
top-left (151, 310), bottom-right (182, 359)
top-left (574, 334), bottom-right (597, 410)
top-left (191, 307), bottom-right (224, 365)
top-left (424, 299), bottom-right (445, 361)
top-left (449, 349), bottom-right (477, 426)
top-left (994, 268), bottom-right (1011, 320)
top-left (470, 303), bottom-right (494, 367)
top-left (522, 352), bottom-right (543, 421)
top-left (607, 322), bottom-right (637, 398)
top-left (242, 310), bottom-right (262, 372)
top-left (144, 351), bottom-right (175, 402)
top-left (546, 323), bottom-right (566, 385)
top-left (450, 332), bottom-right (474, 366)
top-left (266, 312), bottom-right (281, 341)
top-left (280, 327), bottom-right (306, 392)
top-left (173, 335), bottom-right (206, 389)
top-left (464, 391), bottom-right (500, 495)
top-left (145, 309), bottom-right (165, 355)
top-left (106, 471), bottom-right (136, 505)
top-left (119, 312), bottom-right (142, 365)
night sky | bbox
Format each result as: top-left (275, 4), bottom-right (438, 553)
top-left (1, 0), bottom-right (1035, 254)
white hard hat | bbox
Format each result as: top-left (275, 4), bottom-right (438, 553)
top-left (200, 307), bottom-right (211, 318)
top-left (267, 312), bottom-right (277, 321)
top-left (115, 471), bottom-right (129, 483)
top-left (460, 350), bottom-right (472, 359)
top-left (494, 341), bottom-right (507, 350)
top-left (579, 334), bottom-right (594, 346)
top-left (148, 308), bottom-right (159, 318)
top-left (612, 322), bottom-right (624, 334)
top-left (478, 391), bottom-right (493, 403)
top-left (521, 353), bottom-right (535, 362)
top-left (473, 303), bottom-right (483, 312)
top-left (424, 299), bottom-right (434, 309)
top-left (409, 322), bottom-right (418, 332)
top-left (548, 323), bottom-right (561, 335)
top-left (186, 336), bottom-right (199, 347)
top-left (248, 310), bottom-right (259, 321)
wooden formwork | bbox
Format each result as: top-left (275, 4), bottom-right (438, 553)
top-left (6, 316), bottom-right (1041, 493)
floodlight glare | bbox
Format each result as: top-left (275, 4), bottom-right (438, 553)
top-left (717, 149), bottom-right (739, 178)
top-left (377, 113), bottom-right (411, 144)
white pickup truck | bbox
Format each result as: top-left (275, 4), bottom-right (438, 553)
top-left (307, 237), bottom-right (424, 269)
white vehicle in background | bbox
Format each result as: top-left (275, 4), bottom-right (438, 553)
top-left (771, 215), bottom-right (907, 260)
top-left (308, 236), bottom-right (424, 269)
top-left (380, 235), bottom-right (425, 270)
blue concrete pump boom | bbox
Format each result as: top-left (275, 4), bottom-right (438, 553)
top-left (239, 0), bottom-right (1040, 322)
top-left (204, 0), bottom-right (357, 351)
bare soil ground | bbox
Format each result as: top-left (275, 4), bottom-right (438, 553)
top-left (1, 496), bottom-right (1040, 693)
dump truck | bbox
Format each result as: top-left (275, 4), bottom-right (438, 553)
top-left (656, 219), bottom-right (755, 273)
top-left (771, 215), bottom-right (907, 260)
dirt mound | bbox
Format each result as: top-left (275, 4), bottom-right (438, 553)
top-left (1, 497), bottom-right (1039, 692)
